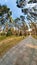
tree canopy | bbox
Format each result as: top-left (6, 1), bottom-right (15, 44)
top-left (0, 5), bottom-right (12, 24)
top-left (16, 0), bottom-right (37, 23)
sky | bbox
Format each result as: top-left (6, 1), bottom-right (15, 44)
top-left (0, 0), bottom-right (24, 19)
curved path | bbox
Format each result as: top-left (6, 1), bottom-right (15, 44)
top-left (0, 36), bottom-right (37, 65)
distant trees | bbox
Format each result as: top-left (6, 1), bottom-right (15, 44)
top-left (14, 16), bottom-right (28, 36)
top-left (29, 22), bottom-right (37, 35)
top-left (20, 15), bottom-right (28, 35)
top-left (6, 28), bottom-right (12, 36)
top-left (14, 18), bottom-right (20, 29)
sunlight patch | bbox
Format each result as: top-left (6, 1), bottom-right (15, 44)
top-left (26, 44), bottom-right (37, 49)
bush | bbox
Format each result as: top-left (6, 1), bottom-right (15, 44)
top-left (6, 29), bottom-right (12, 36)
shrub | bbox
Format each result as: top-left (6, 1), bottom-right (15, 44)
top-left (6, 29), bottom-right (12, 36)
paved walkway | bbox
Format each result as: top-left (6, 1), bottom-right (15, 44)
top-left (0, 36), bottom-right (37, 65)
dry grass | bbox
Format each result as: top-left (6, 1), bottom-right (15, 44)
top-left (0, 36), bottom-right (25, 57)
top-left (32, 35), bottom-right (37, 39)
top-left (0, 36), bottom-right (7, 41)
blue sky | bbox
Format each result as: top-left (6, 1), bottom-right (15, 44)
top-left (0, 0), bottom-right (24, 19)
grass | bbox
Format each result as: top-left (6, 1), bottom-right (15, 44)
top-left (0, 36), bottom-right (25, 58)
top-left (0, 35), bottom-right (7, 41)
top-left (32, 35), bottom-right (37, 39)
